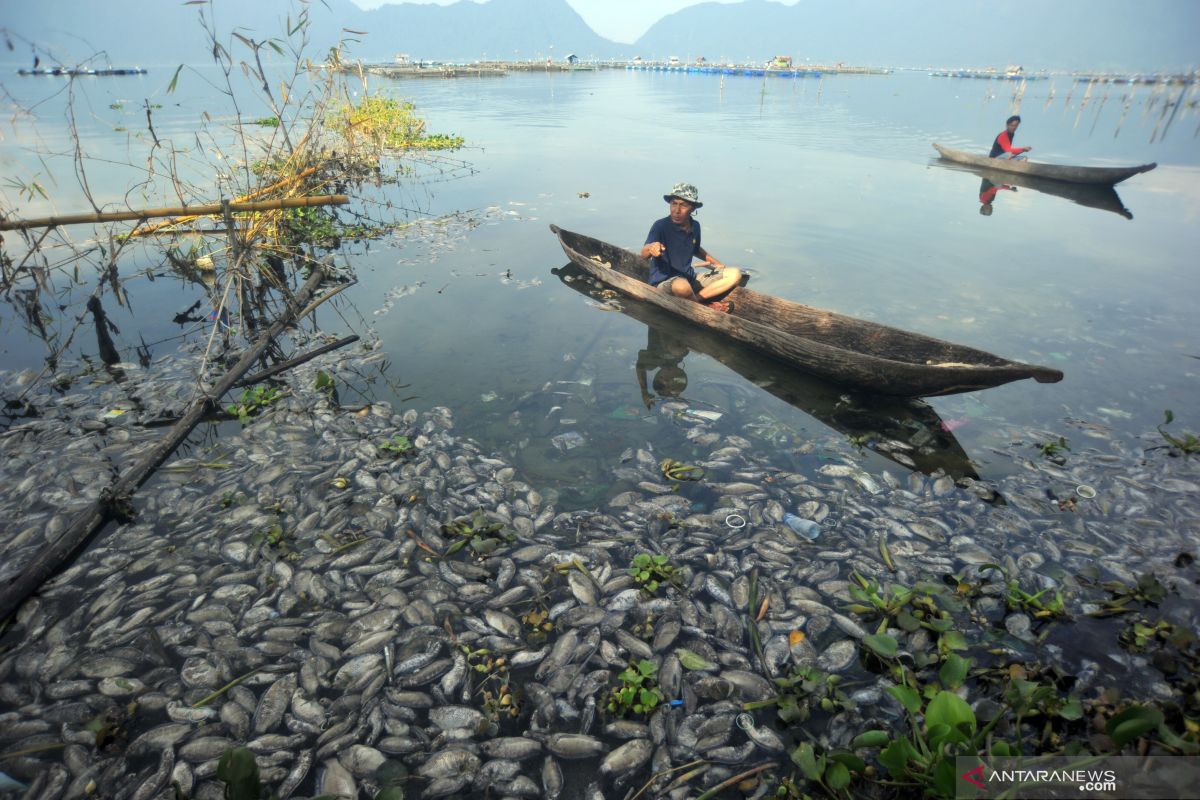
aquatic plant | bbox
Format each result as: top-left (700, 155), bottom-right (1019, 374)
top-left (378, 434), bottom-right (414, 457)
top-left (215, 747), bottom-right (263, 800)
top-left (314, 370), bottom-right (338, 404)
top-left (1090, 571), bottom-right (1168, 617)
top-left (607, 659), bottom-right (664, 717)
top-left (249, 523), bottom-right (297, 561)
top-left (1157, 409), bottom-right (1200, 455)
top-left (226, 385), bottom-right (282, 424)
top-left (1035, 435), bottom-right (1070, 459)
top-left (332, 96), bottom-right (464, 151)
top-left (660, 457), bottom-right (705, 482)
top-left (627, 552), bottom-right (677, 595)
top-left (440, 510), bottom-right (513, 558)
top-left (750, 663), bottom-right (854, 725)
top-left (980, 563), bottom-right (1069, 621)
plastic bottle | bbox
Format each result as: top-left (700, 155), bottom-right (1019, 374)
top-left (783, 513), bottom-right (821, 541)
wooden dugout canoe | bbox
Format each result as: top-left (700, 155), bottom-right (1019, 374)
top-left (932, 143), bottom-right (1156, 185)
top-left (550, 225), bottom-right (1063, 398)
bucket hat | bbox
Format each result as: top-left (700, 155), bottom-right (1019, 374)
top-left (664, 182), bottom-right (702, 208)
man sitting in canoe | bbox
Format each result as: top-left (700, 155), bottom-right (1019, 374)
top-left (990, 115), bottom-right (1032, 160)
top-left (640, 183), bottom-right (741, 313)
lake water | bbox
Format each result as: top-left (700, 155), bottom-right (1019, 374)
top-left (2, 60), bottom-right (1200, 798)
top-left (1, 66), bottom-right (1198, 503)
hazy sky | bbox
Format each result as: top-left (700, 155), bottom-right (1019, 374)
top-left (348, 0), bottom-right (801, 43)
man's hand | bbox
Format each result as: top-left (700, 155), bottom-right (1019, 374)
top-left (645, 242), bottom-right (666, 258)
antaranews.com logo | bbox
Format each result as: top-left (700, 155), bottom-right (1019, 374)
top-left (955, 756), bottom-right (1200, 799)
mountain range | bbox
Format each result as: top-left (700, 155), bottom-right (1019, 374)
top-left (4, 0), bottom-right (1196, 73)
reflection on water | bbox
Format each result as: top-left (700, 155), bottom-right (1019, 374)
top-left (978, 177), bottom-right (1017, 217)
top-left (554, 264), bottom-right (981, 481)
top-left (947, 161), bottom-right (1136, 220)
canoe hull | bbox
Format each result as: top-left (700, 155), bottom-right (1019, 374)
top-left (554, 263), bottom-right (981, 479)
top-left (550, 225), bottom-right (1063, 397)
top-left (932, 143), bottom-right (1156, 185)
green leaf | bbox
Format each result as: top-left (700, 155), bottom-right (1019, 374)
top-left (826, 761), bottom-right (851, 790)
top-left (166, 64), bottom-right (184, 94)
top-left (933, 758), bottom-right (959, 798)
top-left (888, 685), bottom-right (923, 715)
top-left (851, 730), bottom-right (890, 749)
top-left (374, 789), bottom-right (404, 800)
top-left (1058, 698), bottom-right (1084, 721)
top-left (639, 688), bottom-right (660, 708)
top-left (216, 747), bottom-right (262, 800)
top-left (925, 691), bottom-right (976, 744)
top-left (878, 738), bottom-right (915, 774)
top-left (938, 653), bottom-right (970, 689)
top-left (829, 751), bottom-right (866, 773)
top-left (863, 633), bottom-right (898, 659)
top-left (896, 610), bottom-right (922, 632)
top-left (637, 659), bottom-right (657, 677)
top-left (1106, 705), bottom-right (1164, 747)
top-left (676, 648), bottom-right (713, 671)
top-left (791, 742), bottom-right (822, 781)
top-left (939, 630), bottom-right (969, 651)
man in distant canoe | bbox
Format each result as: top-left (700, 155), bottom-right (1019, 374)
top-left (641, 183), bottom-right (741, 313)
top-left (990, 115), bottom-right (1032, 160)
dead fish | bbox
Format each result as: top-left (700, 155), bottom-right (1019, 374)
top-left (599, 738), bottom-right (653, 779)
top-left (546, 732), bottom-right (607, 759)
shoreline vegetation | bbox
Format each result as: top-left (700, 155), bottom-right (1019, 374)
top-left (1, 5), bottom-right (1199, 800)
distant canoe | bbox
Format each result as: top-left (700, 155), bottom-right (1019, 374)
top-left (550, 225), bottom-right (1063, 398)
top-left (17, 67), bottom-right (147, 77)
top-left (932, 143), bottom-right (1155, 185)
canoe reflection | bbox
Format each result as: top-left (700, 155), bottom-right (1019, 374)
top-left (554, 265), bottom-right (980, 480)
top-left (978, 177), bottom-right (1017, 216)
top-left (941, 160), bottom-right (1135, 220)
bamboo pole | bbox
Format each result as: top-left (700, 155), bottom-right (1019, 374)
top-left (0, 195), bottom-right (348, 232)
top-left (126, 166), bottom-right (320, 238)
top-left (0, 264), bottom-right (328, 623)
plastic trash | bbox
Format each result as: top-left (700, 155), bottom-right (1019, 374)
top-left (783, 513), bottom-right (821, 541)
top-left (550, 431), bottom-right (585, 452)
